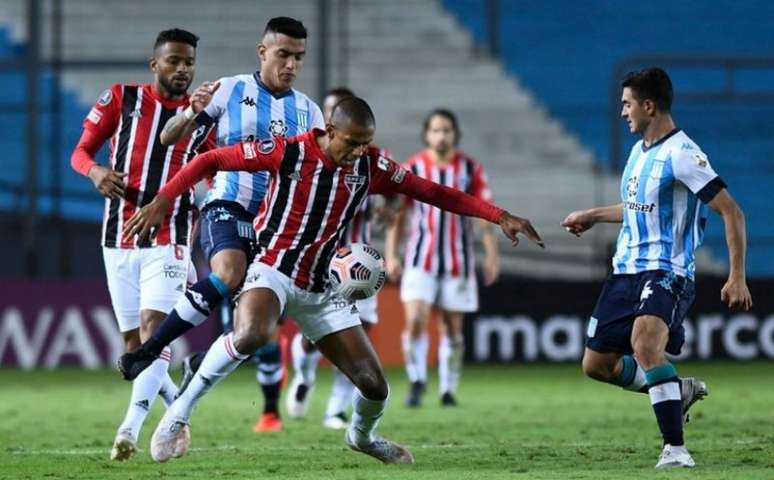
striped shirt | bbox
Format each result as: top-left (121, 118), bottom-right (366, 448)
top-left (80, 83), bottom-right (215, 248)
top-left (403, 150), bottom-right (492, 278)
top-left (339, 146), bottom-right (392, 246)
top-left (196, 72), bottom-right (324, 215)
top-left (613, 129), bottom-right (725, 280)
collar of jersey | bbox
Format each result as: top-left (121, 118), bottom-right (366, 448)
top-left (147, 84), bottom-right (190, 109)
top-left (641, 128), bottom-right (681, 152)
top-left (253, 71), bottom-right (294, 99)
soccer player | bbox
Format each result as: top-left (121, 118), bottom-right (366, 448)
top-left (561, 68), bottom-right (752, 468)
top-left (140, 17), bottom-right (324, 433)
top-left (121, 96), bottom-right (544, 464)
top-left (285, 87), bottom-right (397, 429)
top-left (69, 28), bottom-right (212, 460)
top-left (385, 109), bottom-right (499, 408)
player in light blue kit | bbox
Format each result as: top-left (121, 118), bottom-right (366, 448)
top-left (119, 17), bottom-right (324, 433)
top-left (562, 68), bottom-right (752, 469)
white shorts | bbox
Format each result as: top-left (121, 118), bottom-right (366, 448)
top-left (400, 267), bottom-right (478, 312)
top-left (103, 245), bottom-right (190, 332)
top-left (355, 296), bottom-right (378, 324)
top-left (242, 262), bottom-right (361, 342)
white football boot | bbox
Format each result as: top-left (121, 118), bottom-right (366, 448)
top-left (110, 429), bottom-right (137, 461)
top-left (655, 444), bottom-right (696, 469)
top-left (285, 374), bottom-right (314, 419)
top-left (150, 410), bottom-right (191, 463)
top-left (345, 429), bottom-right (415, 464)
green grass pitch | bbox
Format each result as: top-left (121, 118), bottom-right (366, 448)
top-left (1, 362), bottom-right (772, 479)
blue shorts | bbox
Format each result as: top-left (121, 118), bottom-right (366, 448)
top-left (199, 202), bottom-right (256, 263)
top-left (586, 270), bottom-right (695, 356)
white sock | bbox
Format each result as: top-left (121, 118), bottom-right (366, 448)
top-left (439, 335), bottom-right (464, 395)
top-left (117, 347), bottom-right (172, 438)
top-left (158, 373), bottom-right (178, 407)
top-left (325, 368), bottom-right (356, 418)
top-left (348, 388), bottom-right (387, 448)
top-left (291, 332), bottom-right (322, 386)
top-left (402, 332), bottom-right (428, 383)
top-left (171, 334), bottom-right (248, 419)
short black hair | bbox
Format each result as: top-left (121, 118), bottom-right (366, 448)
top-left (621, 67), bottom-right (673, 112)
top-left (330, 96), bottom-right (375, 129)
top-left (154, 28), bottom-right (199, 50)
top-left (264, 17), bottom-right (307, 39)
top-left (423, 108), bottom-right (461, 145)
top-left (326, 86), bottom-right (355, 99)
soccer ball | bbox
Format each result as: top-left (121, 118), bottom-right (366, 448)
top-left (328, 243), bottom-right (386, 301)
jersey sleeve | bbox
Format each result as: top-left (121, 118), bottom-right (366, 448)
top-left (160, 137), bottom-right (285, 201)
top-left (195, 76), bottom-right (232, 128)
top-left (369, 155), bottom-right (503, 223)
top-left (672, 148), bottom-right (726, 204)
top-left (309, 101), bottom-right (325, 130)
top-left (470, 162), bottom-right (493, 202)
top-left (70, 84), bottom-right (122, 176)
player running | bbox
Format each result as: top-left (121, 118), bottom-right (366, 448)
top-left (561, 67), bottom-right (752, 468)
top-left (69, 28), bottom-right (213, 460)
top-left (120, 96), bottom-right (544, 464)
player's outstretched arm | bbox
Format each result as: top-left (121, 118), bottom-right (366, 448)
top-left (159, 80), bottom-right (220, 145)
top-left (708, 189), bottom-right (753, 311)
top-left (561, 203), bottom-right (624, 237)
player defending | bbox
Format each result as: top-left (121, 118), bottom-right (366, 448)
top-left (139, 17), bottom-right (324, 433)
top-left (561, 68), bottom-right (752, 468)
top-left (121, 97), bottom-right (544, 464)
top-left (70, 29), bottom-right (212, 460)
top-left (385, 109), bottom-right (499, 407)
top-left (285, 87), bottom-right (397, 429)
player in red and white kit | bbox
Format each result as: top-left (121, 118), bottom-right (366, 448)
top-left (69, 29), bottom-right (214, 460)
top-left (120, 97), bottom-right (543, 464)
top-left (386, 109), bottom-right (499, 408)
top-left (285, 87), bottom-right (398, 430)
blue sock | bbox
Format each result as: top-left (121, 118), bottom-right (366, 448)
top-left (645, 363), bottom-right (684, 446)
top-left (256, 341), bottom-right (283, 414)
top-left (146, 273), bottom-right (231, 356)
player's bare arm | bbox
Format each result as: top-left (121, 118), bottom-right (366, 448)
top-left (159, 80), bottom-right (220, 145)
top-left (561, 203), bottom-right (624, 237)
top-left (708, 189), bottom-right (753, 311)
top-left (479, 219), bottom-right (499, 286)
top-left (498, 211), bottom-right (544, 248)
top-left (88, 165), bottom-right (127, 199)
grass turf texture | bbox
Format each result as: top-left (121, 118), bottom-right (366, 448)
top-left (1, 362), bottom-right (772, 479)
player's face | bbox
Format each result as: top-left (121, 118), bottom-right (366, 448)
top-left (327, 123), bottom-right (374, 167)
top-left (258, 33), bottom-right (306, 93)
top-left (621, 87), bottom-right (649, 134)
top-left (151, 42), bottom-right (195, 97)
top-left (425, 114), bottom-right (456, 155)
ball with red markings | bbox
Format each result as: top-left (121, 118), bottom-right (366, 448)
top-left (328, 243), bottom-right (386, 301)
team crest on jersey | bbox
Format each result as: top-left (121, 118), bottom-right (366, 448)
top-left (626, 176), bottom-right (639, 198)
top-left (268, 119), bottom-right (288, 137)
top-left (258, 139), bottom-right (276, 154)
top-left (97, 89), bottom-right (112, 106)
top-left (296, 110), bottom-right (309, 131)
top-left (344, 174), bottom-right (365, 193)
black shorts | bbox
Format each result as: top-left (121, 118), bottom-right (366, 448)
top-left (199, 202), bottom-right (256, 263)
top-left (586, 270), bottom-right (695, 356)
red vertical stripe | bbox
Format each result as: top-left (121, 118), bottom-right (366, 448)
top-left (119, 91), bottom-right (154, 248)
top-left (449, 155), bottom-right (461, 276)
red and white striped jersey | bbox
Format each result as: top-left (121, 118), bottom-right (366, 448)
top-left (160, 130), bottom-right (503, 293)
top-left (339, 146), bottom-right (392, 247)
top-left (403, 150), bottom-right (492, 278)
top-left (78, 83), bottom-right (215, 249)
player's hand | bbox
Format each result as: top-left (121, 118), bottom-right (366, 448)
top-left (721, 276), bottom-right (753, 311)
top-left (88, 165), bottom-right (127, 199)
top-left (122, 195), bottom-right (170, 242)
top-left (190, 81), bottom-right (220, 113)
top-left (499, 211), bottom-right (544, 248)
top-left (561, 209), bottom-right (595, 237)
top-left (483, 254), bottom-right (499, 286)
top-left (385, 255), bottom-right (403, 282)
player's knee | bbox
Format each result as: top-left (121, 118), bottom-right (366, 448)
top-left (232, 321), bottom-right (271, 355)
top-left (212, 259), bottom-right (246, 291)
top-left (352, 370), bottom-right (388, 400)
top-left (632, 342), bottom-right (663, 369)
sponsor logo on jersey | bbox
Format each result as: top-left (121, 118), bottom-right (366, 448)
top-left (129, 109), bottom-right (142, 118)
top-left (163, 264), bottom-right (187, 280)
top-left (268, 119), bottom-right (288, 137)
top-left (239, 96), bottom-right (256, 107)
top-left (391, 167), bottom-right (407, 184)
top-left (288, 171), bottom-right (302, 182)
top-left (624, 201), bottom-right (655, 213)
top-left (242, 142), bottom-right (256, 159)
top-left (97, 89), bottom-right (112, 106)
top-left (258, 139), bottom-right (275, 154)
top-left (87, 108), bottom-right (102, 125)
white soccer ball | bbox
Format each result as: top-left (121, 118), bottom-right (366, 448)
top-left (328, 243), bottom-right (386, 301)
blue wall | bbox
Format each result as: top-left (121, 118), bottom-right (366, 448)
top-left (443, 1), bottom-right (774, 277)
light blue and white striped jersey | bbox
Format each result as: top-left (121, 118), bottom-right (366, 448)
top-left (612, 129), bottom-right (722, 280)
top-left (197, 73), bottom-right (324, 215)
